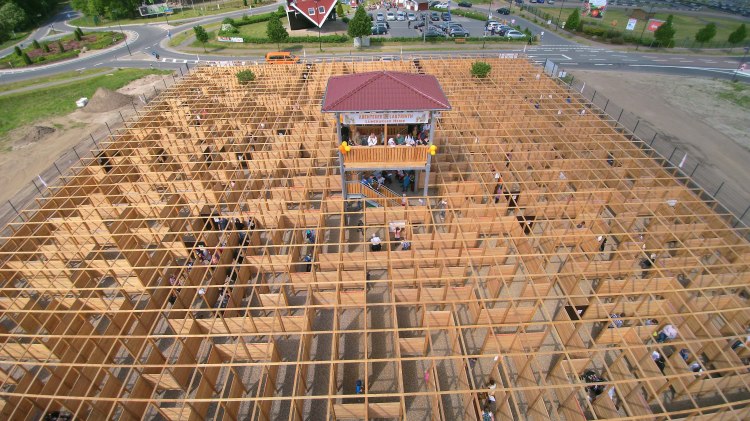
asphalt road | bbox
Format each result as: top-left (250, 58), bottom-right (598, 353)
top-left (0, 1), bottom-right (747, 84)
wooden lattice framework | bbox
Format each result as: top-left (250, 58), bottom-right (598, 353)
top-left (0, 57), bottom-right (748, 420)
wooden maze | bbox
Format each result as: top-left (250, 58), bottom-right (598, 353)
top-left (0, 57), bottom-right (748, 420)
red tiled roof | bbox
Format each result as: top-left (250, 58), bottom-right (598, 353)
top-left (289, 0), bottom-right (338, 27)
top-left (321, 71), bottom-right (452, 113)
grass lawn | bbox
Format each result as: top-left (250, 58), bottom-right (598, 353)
top-left (538, 6), bottom-right (746, 44)
top-left (0, 31), bottom-right (32, 51)
top-left (69, 0), bottom-right (273, 27)
top-left (0, 68), bottom-right (112, 94)
top-left (0, 68), bottom-right (172, 139)
top-left (0, 31), bottom-right (124, 69)
top-left (237, 22), bottom-right (269, 38)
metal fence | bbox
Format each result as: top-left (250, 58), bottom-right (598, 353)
top-left (542, 59), bottom-right (750, 231)
top-left (0, 68), bottom-right (191, 235)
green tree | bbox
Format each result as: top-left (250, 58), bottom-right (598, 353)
top-left (336, 3), bottom-right (345, 18)
top-left (243, 0), bottom-right (248, 6)
top-left (277, 5), bottom-right (285, 16)
top-left (13, 45), bottom-right (21, 56)
top-left (74, 29), bottom-right (82, 41)
top-left (32, 39), bottom-right (40, 49)
top-left (564, 9), bottom-right (580, 32)
top-left (57, 40), bottom-right (64, 52)
top-left (0, 2), bottom-right (27, 31)
top-left (236, 69), bottom-right (256, 84)
top-left (471, 61), bottom-right (491, 78)
top-left (193, 25), bottom-right (209, 52)
top-left (694, 22), bottom-right (716, 45)
top-left (347, 5), bottom-right (371, 42)
top-left (22, 52), bottom-right (32, 65)
top-left (654, 14), bottom-right (676, 48)
top-left (42, 42), bottom-right (50, 52)
top-left (266, 13), bottom-right (288, 49)
top-left (76, 27), bottom-right (84, 37)
top-left (728, 23), bottom-right (747, 47)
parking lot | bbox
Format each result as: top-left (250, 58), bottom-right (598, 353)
top-left (371, 8), bottom-right (526, 39)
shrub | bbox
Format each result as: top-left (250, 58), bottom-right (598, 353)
top-left (42, 42), bottom-right (50, 52)
top-left (242, 14), bottom-right (250, 22)
top-left (609, 37), bottom-right (624, 45)
top-left (342, 16), bottom-right (350, 23)
top-left (471, 61), bottom-right (492, 78)
top-left (57, 40), bottom-right (65, 52)
top-left (605, 29), bottom-right (621, 39)
top-left (236, 69), bottom-right (256, 84)
top-left (243, 0), bottom-right (248, 6)
top-left (32, 39), bottom-right (41, 49)
top-left (14, 46), bottom-right (21, 56)
top-left (564, 9), bottom-right (580, 32)
top-left (22, 53), bottom-right (32, 65)
top-left (222, 17), bottom-right (236, 26)
top-left (582, 26), bottom-right (605, 37)
top-left (74, 30), bottom-right (82, 41)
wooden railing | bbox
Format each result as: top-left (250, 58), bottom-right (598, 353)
top-left (343, 146), bottom-right (429, 168)
top-left (347, 182), bottom-right (401, 206)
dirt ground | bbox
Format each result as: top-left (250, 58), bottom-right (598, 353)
top-left (0, 74), bottom-right (170, 206)
top-left (570, 70), bottom-right (750, 199)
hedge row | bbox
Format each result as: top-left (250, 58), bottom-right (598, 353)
top-left (239, 34), bottom-right (351, 44)
top-left (428, 7), bottom-right (488, 21)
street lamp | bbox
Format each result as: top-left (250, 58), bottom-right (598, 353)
top-left (556, 0), bottom-right (566, 30)
top-left (483, 0), bottom-right (492, 49)
top-left (114, 10), bottom-right (132, 56)
top-left (732, 46), bottom-right (750, 82)
top-left (314, 0), bottom-right (322, 52)
top-left (636, 3), bottom-right (655, 51)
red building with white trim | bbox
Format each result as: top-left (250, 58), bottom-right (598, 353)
top-left (286, 0), bottom-right (340, 30)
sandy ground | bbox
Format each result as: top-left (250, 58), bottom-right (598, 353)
top-left (570, 71), bottom-right (750, 201)
top-left (0, 74), bottom-right (172, 208)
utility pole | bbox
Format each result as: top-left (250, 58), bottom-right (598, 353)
top-left (556, 0), bottom-right (566, 30)
top-left (636, 3), bottom-right (654, 51)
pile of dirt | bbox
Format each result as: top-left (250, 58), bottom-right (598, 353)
top-left (11, 125), bottom-right (56, 150)
top-left (83, 88), bottom-right (133, 113)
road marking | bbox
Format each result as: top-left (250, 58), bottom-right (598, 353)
top-left (94, 62), bottom-right (103, 66)
top-left (628, 64), bottom-right (749, 77)
top-left (725, 61), bottom-right (735, 64)
top-left (75, 68), bottom-right (85, 71)
top-left (592, 58), bottom-right (606, 61)
top-left (561, 54), bottom-right (571, 60)
top-left (566, 63), bottom-right (579, 65)
top-left (652, 59), bottom-right (667, 62)
top-left (594, 63), bottom-right (613, 66)
top-left (622, 59), bottom-right (638, 62)
top-left (679, 60), bottom-right (693, 63)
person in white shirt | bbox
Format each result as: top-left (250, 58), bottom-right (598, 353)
top-left (405, 134), bottom-right (415, 146)
top-left (370, 234), bottom-right (382, 251)
top-left (367, 133), bottom-right (378, 147)
top-left (387, 138), bottom-right (396, 147)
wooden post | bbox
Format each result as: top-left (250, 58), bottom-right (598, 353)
top-left (336, 113), bottom-right (347, 199)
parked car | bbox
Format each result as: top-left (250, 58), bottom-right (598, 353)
top-left (458, 1), bottom-right (472, 7)
top-left (376, 12), bottom-right (385, 21)
top-left (505, 29), bottom-right (526, 39)
top-left (496, 7), bottom-right (510, 14)
top-left (485, 21), bottom-right (501, 30)
top-left (449, 27), bottom-right (470, 37)
top-left (498, 27), bottom-right (512, 36)
top-left (431, 11), bottom-right (440, 21)
top-left (396, 11), bottom-right (406, 20)
top-left (428, 0), bottom-right (442, 7)
top-left (371, 23), bottom-right (388, 35)
top-left (424, 27), bottom-right (446, 38)
top-left (407, 12), bottom-right (417, 20)
top-left (434, 2), bottom-right (449, 9)
top-left (386, 11), bottom-right (396, 20)
top-left (547, 0), bottom-right (555, 4)
top-left (448, 22), bottom-right (465, 30)
top-left (441, 12), bottom-right (451, 21)
top-left (414, 20), bottom-right (426, 29)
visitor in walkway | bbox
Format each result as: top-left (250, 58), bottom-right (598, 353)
top-left (402, 173), bottom-right (411, 193)
top-left (401, 238), bottom-right (411, 250)
top-left (370, 233), bottom-right (382, 252)
top-left (654, 324), bottom-right (678, 343)
top-left (394, 227), bottom-right (401, 242)
top-left (301, 253), bottom-right (312, 272)
top-left (494, 183), bottom-right (504, 204)
top-left (305, 230), bottom-right (315, 244)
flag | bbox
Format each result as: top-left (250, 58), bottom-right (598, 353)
top-left (679, 153), bottom-right (687, 168)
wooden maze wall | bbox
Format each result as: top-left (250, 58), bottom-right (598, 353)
top-left (0, 57), bottom-right (748, 420)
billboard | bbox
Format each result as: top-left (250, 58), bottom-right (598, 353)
top-left (584, 0), bottom-right (607, 18)
top-left (647, 19), bottom-right (665, 32)
top-left (139, 3), bottom-right (173, 17)
top-left (626, 18), bottom-right (637, 31)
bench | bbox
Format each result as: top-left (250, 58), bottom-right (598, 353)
top-left (455, 37), bottom-right (466, 44)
